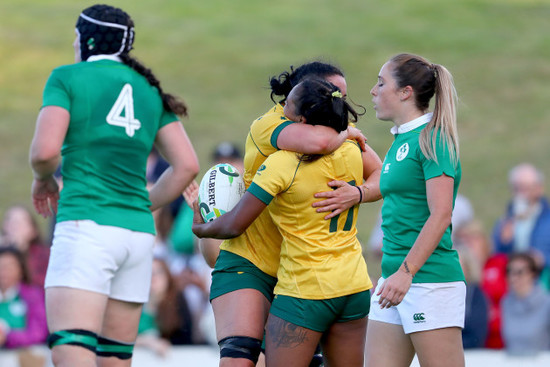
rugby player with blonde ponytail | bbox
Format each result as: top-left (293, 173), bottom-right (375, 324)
top-left (364, 53), bottom-right (466, 367)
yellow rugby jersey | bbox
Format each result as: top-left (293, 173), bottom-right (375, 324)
top-left (220, 104), bottom-right (294, 277)
top-left (248, 141), bottom-right (373, 299)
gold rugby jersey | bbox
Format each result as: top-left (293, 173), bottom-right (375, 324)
top-left (220, 104), bottom-right (293, 277)
top-left (248, 141), bottom-right (372, 299)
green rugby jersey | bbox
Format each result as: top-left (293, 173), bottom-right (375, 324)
top-left (42, 57), bottom-right (177, 234)
top-left (379, 114), bottom-right (464, 283)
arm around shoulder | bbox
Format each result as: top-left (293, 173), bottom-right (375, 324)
top-left (277, 123), bottom-right (346, 155)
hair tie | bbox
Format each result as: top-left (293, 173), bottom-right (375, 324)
top-left (331, 90), bottom-right (343, 99)
top-left (430, 64), bottom-right (438, 78)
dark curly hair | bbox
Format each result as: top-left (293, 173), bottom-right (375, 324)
top-left (269, 61), bottom-right (344, 104)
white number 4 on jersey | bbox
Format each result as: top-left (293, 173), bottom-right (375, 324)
top-left (106, 83), bottom-right (141, 137)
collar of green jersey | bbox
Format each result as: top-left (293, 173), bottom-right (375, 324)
top-left (390, 112), bottom-right (433, 135)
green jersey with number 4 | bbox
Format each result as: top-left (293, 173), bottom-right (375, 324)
top-left (42, 57), bottom-right (177, 234)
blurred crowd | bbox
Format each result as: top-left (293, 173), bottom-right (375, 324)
top-left (2, 146), bottom-right (550, 360)
top-left (444, 162), bottom-right (550, 354)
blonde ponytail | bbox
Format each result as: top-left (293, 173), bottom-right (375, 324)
top-left (419, 64), bottom-right (459, 166)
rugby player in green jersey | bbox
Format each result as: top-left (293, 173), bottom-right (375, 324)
top-left (30, 5), bottom-right (199, 366)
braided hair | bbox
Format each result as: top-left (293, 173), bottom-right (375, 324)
top-left (76, 5), bottom-right (187, 116)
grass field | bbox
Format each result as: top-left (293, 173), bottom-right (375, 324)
top-left (1, 0), bottom-right (549, 254)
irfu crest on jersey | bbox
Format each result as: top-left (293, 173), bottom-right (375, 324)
top-left (396, 143), bottom-right (409, 162)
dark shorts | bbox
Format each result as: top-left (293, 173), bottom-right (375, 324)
top-left (269, 290), bottom-right (371, 332)
top-left (210, 250), bottom-right (277, 302)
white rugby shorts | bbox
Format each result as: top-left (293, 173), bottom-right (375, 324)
top-left (368, 277), bottom-right (466, 334)
top-left (45, 220), bottom-right (155, 303)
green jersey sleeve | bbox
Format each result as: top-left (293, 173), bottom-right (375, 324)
top-left (421, 131), bottom-right (457, 180)
top-left (42, 68), bottom-right (71, 110)
top-left (159, 108), bottom-right (178, 129)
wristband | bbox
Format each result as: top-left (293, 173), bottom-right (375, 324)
top-left (355, 185), bottom-right (363, 204)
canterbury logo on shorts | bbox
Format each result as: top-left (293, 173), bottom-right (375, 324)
top-left (413, 313), bottom-right (426, 323)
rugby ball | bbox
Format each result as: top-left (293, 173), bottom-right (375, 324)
top-left (198, 163), bottom-right (245, 222)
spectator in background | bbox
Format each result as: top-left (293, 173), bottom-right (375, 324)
top-left (481, 252), bottom-right (508, 349)
top-left (454, 220), bottom-right (492, 268)
top-left (149, 209), bottom-right (213, 347)
top-left (150, 203), bottom-right (212, 347)
top-left (0, 247), bottom-right (48, 349)
top-left (211, 141), bottom-right (245, 174)
top-left (147, 147), bottom-right (184, 218)
top-left (454, 219), bottom-right (506, 349)
top-left (146, 141), bottom-right (217, 346)
top-left (452, 193), bottom-right (475, 242)
top-left (146, 147), bottom-right (170, 185)
top-left (145, 146), bottom-right (183, 223)
top-left (172, 255), bottom-right (212, 345)
top-left (1, 205), bottom-right (50, 287)
top-left (151, 205), bottom-right (177, 261)
top-left (501, 252), bottom-right (550, 355)
top-left (136, 257), bottom-right (193, 357)
top-left (167, 141), bottom-right (245, 347)
top-left (493, 163), bottom-right (550, 290)
top-left (457, 246), bottom-right (489, 349)
top-left (163, 202), bottom-right (212, 347)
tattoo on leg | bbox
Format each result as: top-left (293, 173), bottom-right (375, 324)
top-left (268, 317), bottom-right (309, 349)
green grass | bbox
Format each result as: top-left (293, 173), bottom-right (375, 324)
top-left (1, 0), bottom-right (550, 264)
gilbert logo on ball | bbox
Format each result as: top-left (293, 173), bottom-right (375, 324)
top-left (198, 163), bottom-right (245, 222)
